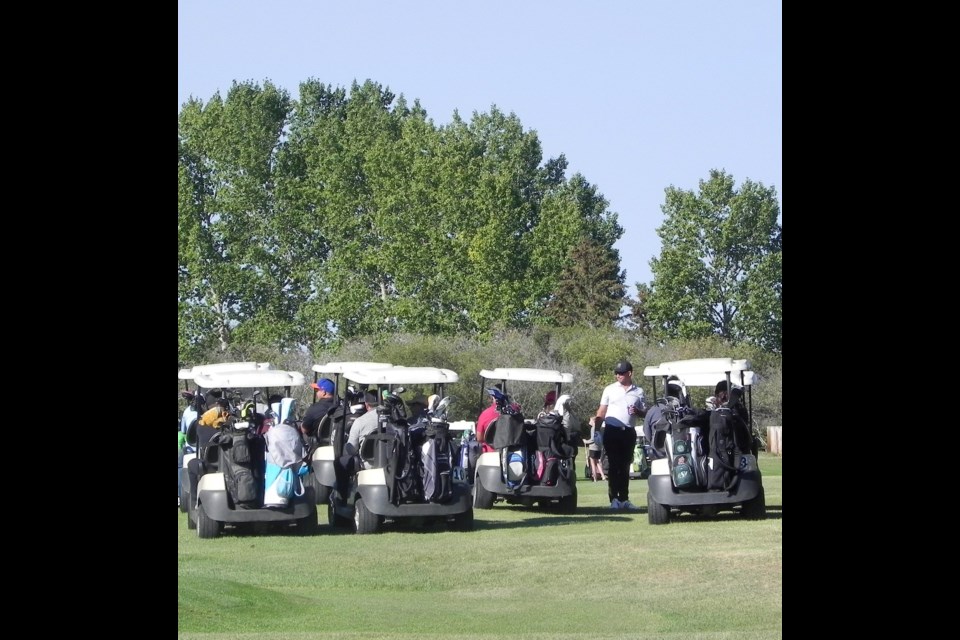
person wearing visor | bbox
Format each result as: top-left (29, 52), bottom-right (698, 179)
top-left (594, 359), bottom-right (645, 510)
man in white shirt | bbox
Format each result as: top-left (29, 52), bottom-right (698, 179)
top-left (595, 360), bottom-right (645, 510)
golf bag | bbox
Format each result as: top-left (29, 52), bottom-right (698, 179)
top-left (216, 421), bottom-right (266, 508)
top-left (535, 413), bottom-right (574, 486)
top-left (707, 406), bottom-right (751, 492)
top-left (459, 431), bottom-right (481, 483)
top-left (385, 421), bottom-right (425, 504)
top-left (421, 421), bottom-right (455, 503)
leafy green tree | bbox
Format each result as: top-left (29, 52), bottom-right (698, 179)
top-left (543, 238), bottom-right (626, 327)
top-left (622, 282), bottom-right (653, 336)
top-left (646, 169), bottom-right (781, 352)
top-left (178, 80), bottom-right (295, 352)
top-left (444, 107), bottom-right (547, 332)
top-left (529, 172), bottom-right (625, 322)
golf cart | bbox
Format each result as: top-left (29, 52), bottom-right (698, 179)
top-left (473, 368), bottom-right (579, 513)
top-left (306, 361), bottom-right (393, 506)
top-left (643, 358), bottom-right (766, 524)
top-left (185, 368), bottom-right (319, 538)
top-left (583, 429), bottom-right (649, 481)
top-left (179, 362), bottom-right (274, 512)
top-left (324, 366), bottom-right (473, 534)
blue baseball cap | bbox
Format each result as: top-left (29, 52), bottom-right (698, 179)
top-left (311, 378), bottom-right (335, 394)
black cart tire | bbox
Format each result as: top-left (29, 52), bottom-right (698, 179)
top-left (741, 487), bottom-right (766, 520)
top-left (354, 498), bottom-right (380, 534)
top-left (647, 492), bottom-right (670, 525)
top-left (474, 478), bottom-right (495, 509)
top-left (196, 503), bottom-right (222, 538)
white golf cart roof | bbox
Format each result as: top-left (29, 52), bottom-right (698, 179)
top-left (642, 358), bottom-right (758, 387)
top-left (311, 361), bottom-right (393, 375)
top-left (193, 369), bottom-right (306, 389)
top-left (343, 366), bottom-right (459, 385)
top-left (479, 368), bottom-right (574, 383)
top-left (178, 362), bottom-right (272, 380)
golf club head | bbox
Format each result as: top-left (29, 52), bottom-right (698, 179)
top-left (433, 396), bottom-right (452, 419)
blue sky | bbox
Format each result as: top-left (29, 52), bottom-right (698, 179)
top-left (179, 0), bottom-right (781, 292)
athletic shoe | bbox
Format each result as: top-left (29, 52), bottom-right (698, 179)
top-left (620, 500), bottom-right (638, 510)
top-left (610, 498), bottom-right (622, 509)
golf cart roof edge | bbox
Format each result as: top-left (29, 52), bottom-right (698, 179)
top-left (478, 368), bottom-right (574, 383)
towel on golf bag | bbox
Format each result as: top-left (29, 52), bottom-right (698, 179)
top-left (264, 464), bottom-right (297, 507)
top-left (492, 413), bottom-right (525, 449)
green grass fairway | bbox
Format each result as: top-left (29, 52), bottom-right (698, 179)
top-left (179, 454), bottom-right (782, 639)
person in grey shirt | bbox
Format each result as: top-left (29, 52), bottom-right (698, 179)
top-left (344, 391), bottom-right (381, 457)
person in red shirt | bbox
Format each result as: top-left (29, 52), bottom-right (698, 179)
top-left (475, 386), bottom-right (501, 452)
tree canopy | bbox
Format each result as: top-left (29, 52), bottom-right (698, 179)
top-left (180, 81), bottom-right (782, 361)
top-left (179, 79), bottom-right (626, 358)
top-left (644, 169), bottom-right (782, 352)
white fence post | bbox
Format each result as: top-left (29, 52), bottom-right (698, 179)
top-left (766, 426), bottom-right (782, 455)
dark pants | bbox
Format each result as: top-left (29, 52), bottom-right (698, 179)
top-left (603, 426), bottom-right (637, 503)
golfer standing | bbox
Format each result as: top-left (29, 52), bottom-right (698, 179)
top-left (595, 360), bottom-right (644, 510)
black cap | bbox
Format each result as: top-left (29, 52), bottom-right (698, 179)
top-left (714, 380), bottom-right (730, 395)
top-left (614, 360), bottom-right (633, 374)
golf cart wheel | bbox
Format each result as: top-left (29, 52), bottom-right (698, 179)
top-left (474, 478), bottom-right (495, 509)
top-left (196, 503), bottom-right (222, 538)
top-left (354, 498), bottom-right (380, 534)
top-left (450, 508), bottom-right (474, 532)
top-left (327, 500), bottom-right (352, 529)
top-left (557, 488), bottom-right (578, 514)
top-left (741, 487), bottom-right (766, 520)
top-left (184, 492), bottom-right (197, 529)
top-left (647, 492), bottom-right (670, 525)
top-left (295, 508), bottom-right (319, 535)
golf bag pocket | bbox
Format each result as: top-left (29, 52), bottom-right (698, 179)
top-left (671, 438), bottom-right (697, 490)
top-left (672, 462), bottom-right (696, 489)
top-left (230, 433), bottom-right (251, 464)
top-left (542, 454), bottom-right (559, 486)
top-left (503, 448), bottom-right (526, 489)
top-left (264, 463), bottom-right (294, 507)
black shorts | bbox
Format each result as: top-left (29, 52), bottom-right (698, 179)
top-left (588, 449), bottom-right (601, 460)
